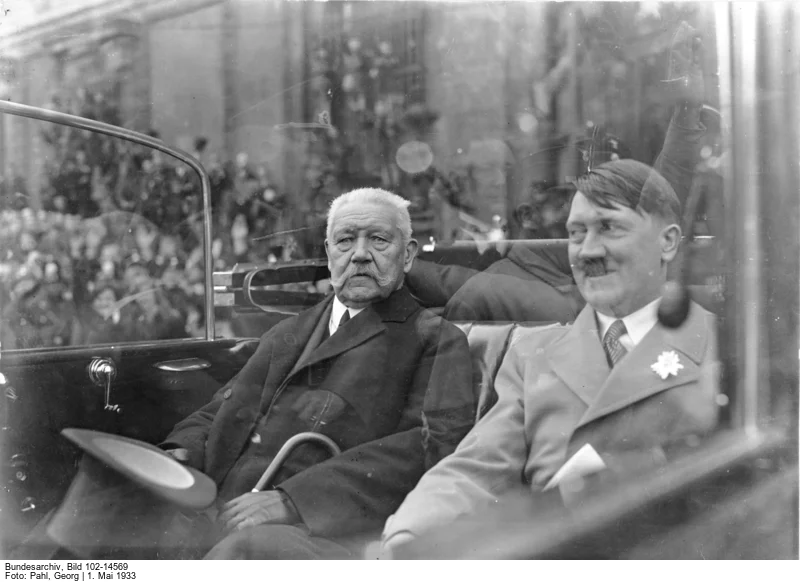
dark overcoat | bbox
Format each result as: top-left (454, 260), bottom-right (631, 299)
top-left (162, 287), bottom-right (474, 537)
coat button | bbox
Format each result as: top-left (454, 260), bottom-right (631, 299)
top-left (223, 388), bottom-right (232, 400)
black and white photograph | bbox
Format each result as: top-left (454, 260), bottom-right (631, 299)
top-left (0, 0), bottom-right (797, 564)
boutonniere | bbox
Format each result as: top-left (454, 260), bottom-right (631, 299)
top-left (651, 350), bottom-right (684, 380)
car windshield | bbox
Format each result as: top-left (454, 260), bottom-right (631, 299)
top-left (0, 114), bottom-right (207, 348)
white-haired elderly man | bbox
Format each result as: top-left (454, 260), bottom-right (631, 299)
top-left (46, 188), bottom-right (475, 560)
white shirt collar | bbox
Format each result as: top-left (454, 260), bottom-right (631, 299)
top-left (595, 297), bottom-right (661, 350)
top-left (330, 296), bottom-right (366, 336)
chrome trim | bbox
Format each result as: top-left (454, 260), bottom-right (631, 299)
top-left (243, 269), bottom-right (264, 311)
top-left (717, 4), bottom-right (763, 434)
top-left (153, 358), bottom-right (211, 372)
top-left (0, 99), bottom-right (215, 341)
top-left (241, 268), bottom-right (305, 316)
top-left (87, 357), bottom-right (117, 386)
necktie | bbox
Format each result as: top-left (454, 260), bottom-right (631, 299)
top-left (324, 309), bottom-right (350, 341)
top-left (603, 319), bottom-right (628, 367)
top-left (336, 309), bottom-right (351, 332)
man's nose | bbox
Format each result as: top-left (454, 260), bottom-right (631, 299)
top-left (351, 237), bottom-right (372, 262)
top-left (577, 231), bottom-right (606, 259)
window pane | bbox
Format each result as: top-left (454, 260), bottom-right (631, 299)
top-left (0, 110), bottom-right (206, 350)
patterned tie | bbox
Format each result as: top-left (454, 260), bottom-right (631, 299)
top-left (603, 319), bottom-right (628, 367)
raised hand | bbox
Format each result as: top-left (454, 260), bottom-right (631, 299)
top-left (663, 21), bottom-right (705, 105)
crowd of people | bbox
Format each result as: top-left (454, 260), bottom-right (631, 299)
top-left (2, 103), bottom-right (568, 352)
top-left (0, 138), bottom-right (305, 350)
top-left (0, 206), bottom-right (205, 349)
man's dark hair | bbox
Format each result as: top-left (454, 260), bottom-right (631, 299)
top-left (573, 159), bottom-right (681, 225)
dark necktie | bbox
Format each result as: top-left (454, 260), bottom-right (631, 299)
top-left (603, 319), bottom-right (628, 367)
top-left (336, 309), bottom-right (351, 332)
top-left (323, 309), bottom-right (350, 342)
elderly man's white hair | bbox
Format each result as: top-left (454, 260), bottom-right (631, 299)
top-left (326, 188), bottom-right (413, 242)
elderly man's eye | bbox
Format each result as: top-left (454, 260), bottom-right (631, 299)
top-left (335, 237), bottom-right (354, 250)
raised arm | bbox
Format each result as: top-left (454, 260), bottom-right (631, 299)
top-left (653, 21), bottom-right (708, 208)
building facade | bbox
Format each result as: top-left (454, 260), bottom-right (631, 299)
top-left (1, 0), bottom-right (708, 239)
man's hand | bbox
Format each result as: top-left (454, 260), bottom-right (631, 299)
top-left (663, 21), bottom-right (705, 106)
top-left (164, 448), bottom-right (190, 463)
top-left (217, 491), bottom-right (301, 534)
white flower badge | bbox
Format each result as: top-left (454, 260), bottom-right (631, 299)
top-left (651, 350), bottom-right (684, 380)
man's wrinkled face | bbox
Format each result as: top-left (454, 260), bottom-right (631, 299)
top-left (325, 201), bottom-right (417, 308)
top-left (567, 191), bottom-right (677, 318)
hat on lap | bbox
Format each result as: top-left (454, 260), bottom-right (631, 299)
top-left (46, 429), bottom-right (216, 559)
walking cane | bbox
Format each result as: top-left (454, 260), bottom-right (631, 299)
top-left (251, 432), bottom-right (341, 492)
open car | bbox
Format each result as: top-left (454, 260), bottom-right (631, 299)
top-left (1, 0), bottom-right (797, 560)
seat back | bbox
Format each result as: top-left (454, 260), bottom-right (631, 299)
top-left (454, 288), bottom-right (721, 426)
top-left (455, 321), bottom-right (560, 422)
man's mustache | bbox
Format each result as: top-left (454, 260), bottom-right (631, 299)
top-left (344, 265), bottom-right (377, 281)
top-left (575, 258), bottom-right (608, 277)
top-left (331, 264), bottom-right (394, 287)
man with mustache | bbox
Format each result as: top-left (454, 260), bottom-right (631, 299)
top-left (43, 188), bottom-right (474, 560)
top-left (380, 159), bottom-right (719, 556)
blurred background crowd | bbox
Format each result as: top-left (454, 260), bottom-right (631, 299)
top-left (0, 90), bottom-right (307, 349)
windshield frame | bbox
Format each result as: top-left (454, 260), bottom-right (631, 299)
top-left (0, 98), bottom-right (215, 342)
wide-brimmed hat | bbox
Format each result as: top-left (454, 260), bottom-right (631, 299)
top-left (46, 429), bottom-right (216, 558)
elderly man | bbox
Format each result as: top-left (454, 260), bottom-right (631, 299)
top-left (381, 160), bottom-right (719, 554)
top-left (44, 188), bottom-right (474, 560)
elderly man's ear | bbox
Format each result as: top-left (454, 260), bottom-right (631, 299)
top-left (403, 239), bottom-right (419, 273)
top-left (660, 223), bottom-right (682, 263)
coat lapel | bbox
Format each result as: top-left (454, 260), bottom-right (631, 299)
top-left (280, 287), bottom-right (420, 385)
top-left (286, 301), bottom-right (334, 378)
top-left (547, 306), bottom-right (611, 406)
top-left (297, 308), bottom-right (386, 372)
top-left (257, 296), bottom-right (334, 411)
top-left (575, 302), bottom-right (709, 429)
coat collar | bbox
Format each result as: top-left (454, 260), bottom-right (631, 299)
top-left (256, 296), bottom-right (334, 411)
top-left (548, 302), bottom-right (711, 428)
top-left (366, 285), bottom-right (421, 323)
top-left (547, 305), bottom-right (611, 406)
top-left (576, 302), bottom-right (709, 428)
top-left (282, 286), bottom-right (420, 378)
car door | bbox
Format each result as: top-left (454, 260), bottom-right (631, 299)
top-left (0, 101), bottom-right (257, 558)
